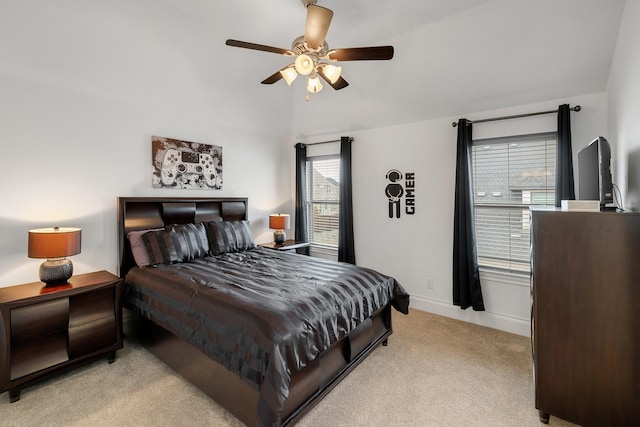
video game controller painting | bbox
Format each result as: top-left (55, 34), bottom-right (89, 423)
top-left (152, 136), bottom-right (223, 190)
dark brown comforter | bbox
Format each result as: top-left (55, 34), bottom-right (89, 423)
top-left (123, 248), bottom-right (409, 426)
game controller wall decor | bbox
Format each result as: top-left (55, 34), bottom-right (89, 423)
top-left (152, 136), bottom-right (223, 190)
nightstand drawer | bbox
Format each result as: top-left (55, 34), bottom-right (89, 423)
top-left (10, 299), bottom-right (69, 342)
top-left (10, 333), bottom-right (68, 380)
top-left (69, 317), bottom-right (116, 357)
top-left (69, 288), bottom-right (115, 327)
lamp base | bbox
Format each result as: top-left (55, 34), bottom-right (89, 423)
top-left (39, 258), bottom-right (73, 285)
top-left (273, 230), bottom-right (286, 245)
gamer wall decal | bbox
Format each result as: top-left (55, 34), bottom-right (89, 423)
top-left (152, 136), bottom-right (223, 190)
top-left (385, 169), bottom-right (415, 218)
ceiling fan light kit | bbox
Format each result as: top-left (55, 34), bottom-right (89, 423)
top-left (225, 0), bottom-right (394, 98)
top-left (307, 74), bottom-right (323, 93)
top-left (294, 54), bottom-right (315, 75)
top-left (319, 63), bottom-right (341, 84)
top-left (280, 66), bottom-right (298, 86)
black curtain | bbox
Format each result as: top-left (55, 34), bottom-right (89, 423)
top-left (453, 119), bottom-right (485, 311)
top-left (338, 136), bottom-right (356, 264)
top-left (294, 143), bottom-right (308, 242)
top-left (555, 104), bottom-right (576, 207)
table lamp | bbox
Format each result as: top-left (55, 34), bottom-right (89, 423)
top-left (28, 226), bottom-right (82, 285)
top-left (269, 214), bottom-right (290, 245)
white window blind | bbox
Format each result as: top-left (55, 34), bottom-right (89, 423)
top-left (306, 155), bottom-right (340, 248)
top-left (472, 132), bottom-right (557, 273)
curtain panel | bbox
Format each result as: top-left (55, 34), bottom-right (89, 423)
top-left (453, 119), bottom-right (485, 311)
top-left (295, 143), bottom-right (308, 242)
top-left (338, 137), bottom-right (356, 264)
top-left (555, 104), bottom-right (576, 207)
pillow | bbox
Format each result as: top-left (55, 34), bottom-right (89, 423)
top-left (206, 220), bottom-right (255, 255)
top-left (230, 220), bottom-right (255, 251)
top-left (170, 223), bottom-right (209, 260)
top-left (127, 228), bottom-right (162, 267)
top-left (140, 228), bottom-right (189, 265)
top-left (206, 221), bottom-right (237, 255)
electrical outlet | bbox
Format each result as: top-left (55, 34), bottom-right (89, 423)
top-left (426, 277), bottom-right (434, 289)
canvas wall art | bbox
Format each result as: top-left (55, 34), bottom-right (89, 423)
top-left (152, 136), bottom-right (222, 189)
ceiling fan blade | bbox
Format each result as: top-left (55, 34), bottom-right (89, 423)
top-left (327, 46), bottom-right (394, 61)
top-left (261, 70), bottom-right (284, 85)
top-left (225, 39), bottom-right (292, 56)
top-left (305, 5), bottom-right (333, 50)
top-left (317, 69), bottom-right (349, 90)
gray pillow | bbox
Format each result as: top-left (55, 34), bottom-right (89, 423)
top-left (230, 221), bottom-right (255, 251)
top-left (169, 223), bottom-right (209, 260)
top-left (140, 228), bottom-right (188, 265)
top-left (127, 228), bottom-right (162, 267)
top-left (206, 220), bottom-right (254, 255)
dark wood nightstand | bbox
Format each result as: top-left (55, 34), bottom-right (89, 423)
top-left (0, 270), bottom-right (123, 402)
top-left (259, 240), bottom-right (311, 255)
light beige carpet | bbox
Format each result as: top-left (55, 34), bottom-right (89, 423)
top-left (1, 310), bottom-right (579, 426)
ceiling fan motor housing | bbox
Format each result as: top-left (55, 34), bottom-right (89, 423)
top-left (291, 35), bottom-right (328, 57)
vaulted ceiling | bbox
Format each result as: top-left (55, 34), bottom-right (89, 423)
top-left (205, 0), bottom-right (626, 134)
top-left (1, 0), bottom-right (626, 137)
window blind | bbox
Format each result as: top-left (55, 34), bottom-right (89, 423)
top-left (472, 132), bottom-right (557, 272)
top-left (306, 156), bottom-right (340, 247)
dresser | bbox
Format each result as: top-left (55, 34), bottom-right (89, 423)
top-left (531, 210), bottom-right (640, 426)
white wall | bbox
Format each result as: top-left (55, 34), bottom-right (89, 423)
top-left (0, 75), bottom-right (290, 288)
top-left (0, 2), bottom-right (294, 287)
top-left (297, 92), bottom-right (609, 336)
top-left (608, 0), bottom-right (640, 211)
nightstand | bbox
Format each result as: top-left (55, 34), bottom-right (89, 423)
top-left (0, 270), bottom-right (123, 402)
top-left (260, 240), bottom-right (311, 255)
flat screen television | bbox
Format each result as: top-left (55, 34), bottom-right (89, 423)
top-left (577, 136), bottom-right (613, 208)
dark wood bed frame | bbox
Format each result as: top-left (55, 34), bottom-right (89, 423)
top-left (117, 197), bottom-right (393, 426)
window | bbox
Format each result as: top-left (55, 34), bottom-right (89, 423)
top-left (472, 132), bottom-right (557, 273)
top-left (305, 155), bottom-right (340, 253)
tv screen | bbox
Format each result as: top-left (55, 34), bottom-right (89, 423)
top-left (577, 136), bottom-right (613, 207)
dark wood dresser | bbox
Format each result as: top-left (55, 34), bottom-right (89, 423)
top-left (0, 270), bottom-right (123, 402)
top-left (531, 209), bottom-right (640, 426)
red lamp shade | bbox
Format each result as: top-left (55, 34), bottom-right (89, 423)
top-left (28, 227), bottom-right (82, 259)
top-left (269, 214), bottom-right (290, 230)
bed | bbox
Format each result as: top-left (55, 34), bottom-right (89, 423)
top-left (117, 197), bottom-right (409, 426)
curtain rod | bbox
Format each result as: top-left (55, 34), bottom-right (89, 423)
top-left (295, 137), bottom-right (354, 146)
top-left (451, 105), bottom-right (581, 127)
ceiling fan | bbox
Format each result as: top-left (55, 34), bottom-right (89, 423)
top-left (225, 0), bottom-right (394, 96)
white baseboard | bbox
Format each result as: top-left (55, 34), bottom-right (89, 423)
top-left (408, 295), bottom-right (531, 337)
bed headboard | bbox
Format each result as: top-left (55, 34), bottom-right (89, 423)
top-left (117, 197), bottom-right (248, 278)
